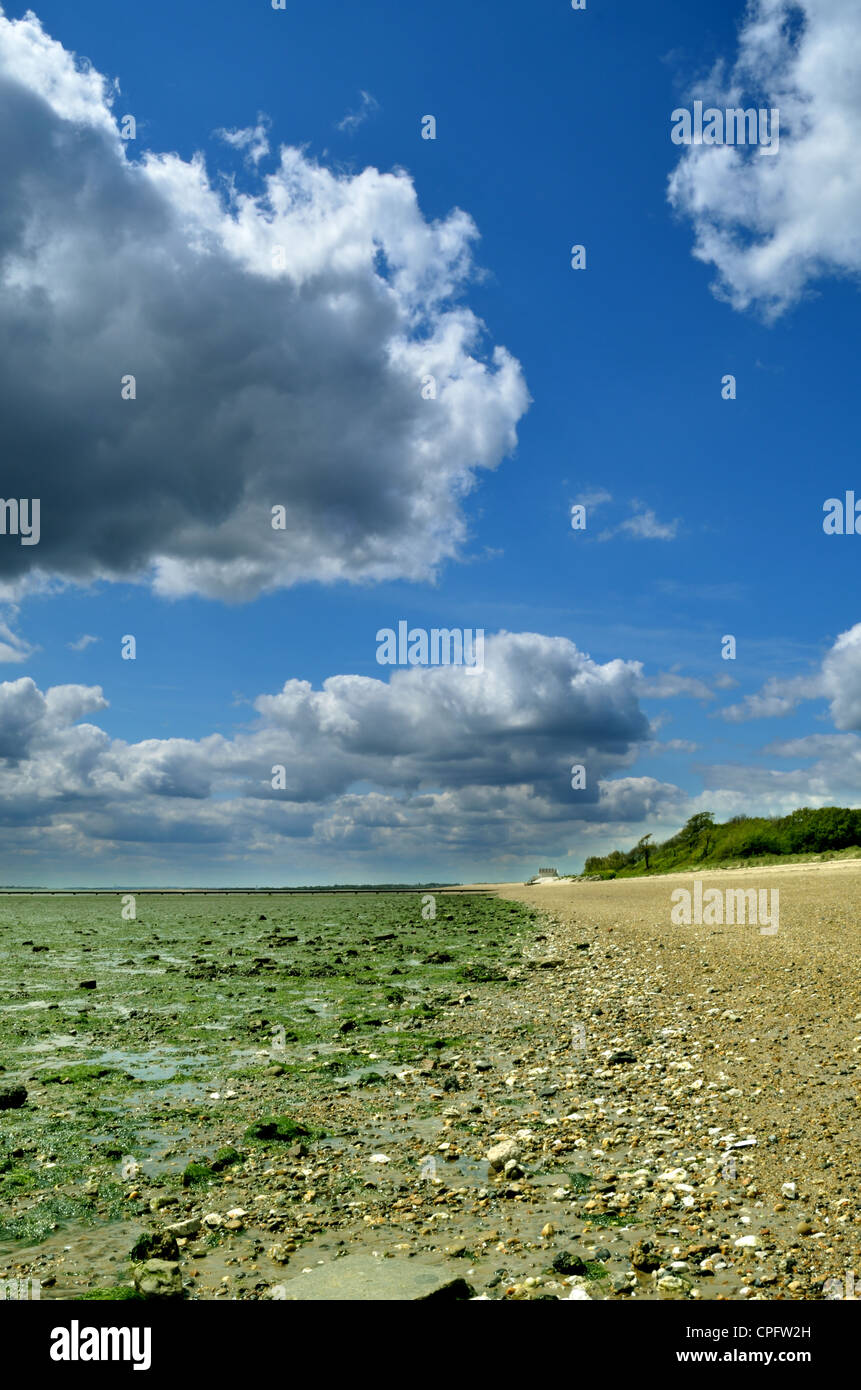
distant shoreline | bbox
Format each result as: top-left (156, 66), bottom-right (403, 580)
top-left (0, 885), bottom-right (482, 896)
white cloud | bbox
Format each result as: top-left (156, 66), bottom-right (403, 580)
top-left (0, 634), bottom-right (672, 871)
top-left (67, 633), bottom-right (100, 652)
top-left (638, 671), bottom-right (714, 700)
top-left (215, 117), bottom-right (271, 166)
top-left (618, 508), bottom-right (679, 541)
top-left (668, 0), bottom-right (861, 317)
top-left (0, 608), bottom-right (35, 663)
top-left (0, 10), bottom-right (528, 601)
top-left (574, 488), bottom-right (612, 509)
top-left (336, 90), bottom-right (380, 134)
top-left (598, 504), bottom-right (680, 543)
top-left (718, 622), bottom-right (861, 727)
top-left (1, 628), bottom-right (856, 877)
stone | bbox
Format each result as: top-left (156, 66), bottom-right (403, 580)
top-left (657, 1274), bottom-right (690, 1296)
top-left (486, 1139), bottom-right (519, 1171)
top-left (165, 1218), bottom-right (200, 1239)
top-left (270, 1255), bottom-right (474, 1301)
top-left (130, 1231), bottom-right (180, 1262)
top-left (210, 1146), bottom-right (243, 1172)
top-left (630, 1239), bottom-right (661, 1272)
top-left (132, 1259), bottom-right (183, 1299)
top-left (0, 1084), bottom-right (27, 1110)
top-left (244, 1116), bottom-right (311, 1143)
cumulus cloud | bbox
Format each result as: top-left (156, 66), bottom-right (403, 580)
top-left (2, 628), bottom-right (856, 878)
top-left (668, 0), bottom-right (861, 317)
top-left (0, 634), bottom-right (684, 874)
top-left (719, 623), bottom-right (861, 727)
top-left (694, 734), bottom-right (861, 817)
top-left (0, 10), bottom-right (528, 601)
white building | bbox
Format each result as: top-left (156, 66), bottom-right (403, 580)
top-left (529, 866), bottom-right (561, 884)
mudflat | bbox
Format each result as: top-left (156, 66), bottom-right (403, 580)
top-left (0, 865), bottom-right (857, 1300)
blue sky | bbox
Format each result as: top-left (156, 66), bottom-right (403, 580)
top-left (1, 0), bottom-right (860, 884)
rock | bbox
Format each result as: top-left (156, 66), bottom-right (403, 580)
top-left (244, 1116), bottom-right (311, 1143)
top-left (474, 1060), bottom-right (493, 1072)
top-left (270, 1255), bottom-right (474, 1301)
top-left (797, 1221), bottom-right (814, 1236)
top-left (630, 1239), bottom-right (661, 1272)
top-left (486, 1139), bottom-right (519, 1171)
top-left (607, 1051), bottom-right (637, 1065)
top-left (611, 1273), bottom-right (637, 1294)
top-left (78, 980), bottom-right (97, 990)
top-left (0, 1084), bottom-right (27, 1110)
top-left (181, 1160), bottom-right (212, 1188)
top-left (551, 1251), bottom-right (586, 1275)
top-left (132, 1259), bottom-right (183, 1299)
top-left (657, 1274), bottom-right (690, 1296)
top-left (781, 1182), bottom-right (798, 1200)
top-left (210, 1145), bottom-right (243, 1172)
top-left (564, 1281), bottom-right (592, 1300)
top-left (130, 1231), bottom-right (180, 1262)
top-left (165, 1217), bottom-right (200, 1239)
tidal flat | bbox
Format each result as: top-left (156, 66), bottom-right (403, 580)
top-left (0, 891), bottom-right (543, 1299)
top-left (1, 873), bottom-right (858, 1301)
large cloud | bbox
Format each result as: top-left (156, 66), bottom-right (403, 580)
top-left (719, 622), bottom-right (861, 727)
top-left (0, 635), bottom-right (689, 874)
top-left (0, 9), bottom-right (527, 599)
top-left (2, 629), bottom-right (855, 877)
top-left (668, 0), bottom-right (861, 317)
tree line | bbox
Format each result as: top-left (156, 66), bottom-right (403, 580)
top-left (583, 806), bottom-right (861, 877)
